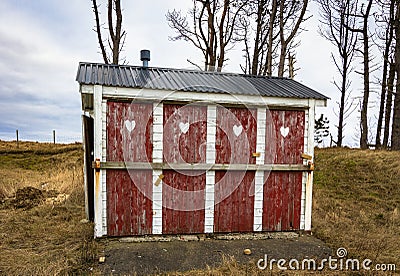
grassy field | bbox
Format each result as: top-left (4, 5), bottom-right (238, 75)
top-left (0, 141), bottom-right (399, 275)
top-left (312, 148), bottom-right (400, 266)
top-left (0, 141), bottom-right (95, 275)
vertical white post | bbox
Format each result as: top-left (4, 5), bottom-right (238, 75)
top-left (93, 85), bottom-right (104, 237)
top-left (101, 100), bottom-right (107, 235)
top-left (304, 99), bottom-right (315, 232)
top-left (300, 109), bottom-right (309, 230)
top-left (254, 107), bottom-right (266, 231)
top-left (152, 103), bottom-right (164, 234)
top-left (205, 105), bottom-right (216, 233)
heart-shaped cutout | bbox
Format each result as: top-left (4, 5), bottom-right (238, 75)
top-left (280, 126), bottom-right (289, 138)
top-left (233, 124), bottom-right (243, 137)
top-left (179, 122), bottom-right (189, 134)
top-left (124, 120), bottom-right (136, 133)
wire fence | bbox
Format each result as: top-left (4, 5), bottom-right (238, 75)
top-left (0, 130), bottom-right (82, 144)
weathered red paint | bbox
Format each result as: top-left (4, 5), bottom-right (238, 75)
top-left (162, 171), bottom-right (206, 234)
top-left (106, 102), bottom-right (307, 236)
top-left (163, 104), bottom-right (207, 164)
top-left (263, 110), bottom-right (305, 231)
top-left (265, 110), bottom-right (305, 164)
top-left (107, 170), bottom-right (153, 236)
top-left (107, 101), bottom-right (153, 162)
top-left (162, 104), bottom-right (207, 234)
top-left (214, 106), bottom-right (257, 233)
top-left (214, 171), bottom-right (255, 232)
top-left (263, 172), bottom-right (302, 231)
top-left (106, 101), bottom-right (153, 236)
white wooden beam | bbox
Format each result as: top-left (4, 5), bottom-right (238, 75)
top-left (80, 84), bottom-right (94, 94)
top-left (300, 109), bottom-right (309, 230)
top-left (93, 85), bottom-right (105, 237)
top-left (152, 170), bottom-right (163, 234)
top-left (205, 105), bottom-right (217, 233)
top-left (102, 87), bottom-right (326, 108)
top-left (254, 108), bottom-right (266, 231)
top-left (94, 162), bottom-right (310, 171)
top-left (152, 103), bottom-right (163, 234)
top-left (304, 99), bottom-right (315, 232)
top-left (101, 100), bottom-right (107, 235)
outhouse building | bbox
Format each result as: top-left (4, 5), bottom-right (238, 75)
top-left (76, 56), bottom-right (328, 238)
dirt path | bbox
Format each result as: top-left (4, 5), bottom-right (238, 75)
top-left (98, 234), bottom-right (331, 275)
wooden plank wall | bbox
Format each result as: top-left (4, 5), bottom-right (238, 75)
top-left (214, 106), bottom-right (257, 232)
top-left (103, 101), bottom-right (308, 236)
top-left (106, 101), bottom-right (153, 236)
top-left (263, 110), bottom-right (305, 231)
top-left (162, 171), bottom-right (206, 234)
top-left (162, 104), bottom-right (207, 234)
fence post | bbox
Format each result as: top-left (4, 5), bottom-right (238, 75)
top-left (53, 130), bottom-right (56, 144)
top-left (16, 129), bottom-right (19, 148)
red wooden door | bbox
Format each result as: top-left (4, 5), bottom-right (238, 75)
top-left (106, 101), bottom-right (153, 236)
top-left (263, 110), bottom-right (305, 231)
top-left (214, 106), bottom-right (257, 233)
top-left (162, 104), bottom-right (207, 234)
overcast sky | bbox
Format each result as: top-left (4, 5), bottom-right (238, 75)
top-left (0, 0), bottom-right (372, 146)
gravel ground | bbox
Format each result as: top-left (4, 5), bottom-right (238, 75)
top-left (97, 233), bottom-right (332, 275)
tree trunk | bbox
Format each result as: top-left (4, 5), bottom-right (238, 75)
top-left (391, 2), bottom-right (400, 150)
top-left (359, 0), bottom-right (372, 149)
top-left (359, 34), bottom-right (370, 149)
top-left (392, 79), bottom-right (400, 150)
top-left (278, 43), bottom-right (286, 77)
top-left (109, 0), bottom-right (123, 65)
top-left (376, 0), bottom-right (395, 149)
top-left (337, 57), bottom-right (348, 147)
top-left (392, 74), bottom-right (400, 150)
top-left (92, 0), bottom-right (125, 64)
top-left (205, 1), bottom-right (217, 71)
top-left (277, 0), bottom-right (286, 77)
top-left (92, 0), bottom-right (109, 64)
top-left (251, 1), bottom-right (263, 75)
top-left (265, 0), bottom-right (278, 76)
top-left (375, 54), bottom-right (389, 149)
top-left (383, 62), bottom-right (395, 148)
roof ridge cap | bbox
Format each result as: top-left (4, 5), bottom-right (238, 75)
top-left (78, 62), bottom-right (292, 80)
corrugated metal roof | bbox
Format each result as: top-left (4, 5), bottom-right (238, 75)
top-left (76, 62), bottom-right (329, 100)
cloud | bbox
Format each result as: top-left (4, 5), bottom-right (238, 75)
top-left (0, 1), bottom-right (88, 141)
top-left (0, 0), bottom-right (375, 147)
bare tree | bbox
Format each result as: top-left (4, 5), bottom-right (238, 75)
top-left (391, 1), bottom-right (400, 150)
top-left (345, 0), bottom-right (373, 149)
top-left (238, 0), bottom-right (308, 77)
top-left (92, 0), bottom-right (126, 64)
top-left (266, 0), bottom-right (279, 76)
top-left (167, 0), bottom-right (246, 71)
top-left (375, 0), bottom-right (396, 149)
top-left (318, 0), bottom-right (358, 147)
top-left (277, 0), bottom-right (309, 77)
top-left (237, 0), bottom-right (281, 75)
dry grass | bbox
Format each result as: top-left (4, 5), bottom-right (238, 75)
top-left (0, 141), bottom-right (96, 275)
top-left (312, 148), bottom-right (400, 266)
top-left (0, 141), bottom-right (82, 198)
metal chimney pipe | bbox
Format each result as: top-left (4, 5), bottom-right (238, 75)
top-left (140, 49), bottom-right (150, 67)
